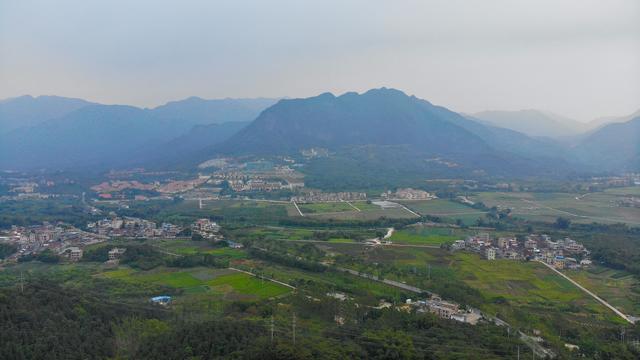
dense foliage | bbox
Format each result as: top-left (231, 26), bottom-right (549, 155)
top-left (0, 281), bottom-right (157, 359)
top-left (0, 242), bottom-right (18, 259)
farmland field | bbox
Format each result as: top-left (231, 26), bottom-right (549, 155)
top-left (399, 199), bottom-right (485, 220)
top-left (297, 201), bottom-right (357, 214)
top-left (471, 191), bottom-right (640, 225)
top-left (390, 227), bottom-right (462, 245)
top-left (328, 244), bottom-right (627, 343)
top-left (565, 266), bottom-right (640, 315)
top-left (446, 252), bottom-right (627, 332)
top-left (309, 207), bottom-right (417, 220)
top-left (100, 266), bottom-right (290, 301)
top-left (293, 201), bottom-right (417, 220)
top-left (147, 239), bottom-right (248, 259)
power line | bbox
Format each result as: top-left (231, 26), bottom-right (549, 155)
top-left (292, 312), bottom-right (297, 345)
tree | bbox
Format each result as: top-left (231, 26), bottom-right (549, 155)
top-left (555, 217), bottom-right (571, 229)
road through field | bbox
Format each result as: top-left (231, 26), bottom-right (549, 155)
top-left (270, 237), bottom-right (442, 249)
top-left (342, 200), bottom-right (361, 212)
top-left (520, 198), bottom-right (640, 226)
top-left (292, 201), bottom-right (304, 216)
top-left (229, 267), bottom-right (296, 290)
top-left (537, 261), bottom-right (635, 324)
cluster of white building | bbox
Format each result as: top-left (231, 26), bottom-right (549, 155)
top-left (191, 218), bottom-right (224, 241)
top-left (381, 188), bottom-right (437, 200)
top-left (406, 297), bottom-right (482, 325)
top-left (291, 191), bottom-right (367, 202)
top-left (0, 222), bottom-right (106, 261)
top-left (87, 216), bottom-right (182, 238)
top-left (456, 233), bottom-right (591, 270)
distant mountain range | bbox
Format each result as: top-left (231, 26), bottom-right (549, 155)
top-left (0, 90), bottom-right (637, 178)
top-left (470, 109), bottom-right (589, 138)
top-left (0, 95), bottom-right (96, 134)
top-left (0, 96), bottom-right (274, 170)
top-left (149, 96), bottom-right (278, 126)
top-left (572, 116), bottom-right (640, 171)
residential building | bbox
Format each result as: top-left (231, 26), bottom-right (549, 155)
top-left (62, 247), bottom-right (83, 261)
top-left (484, 247), bottom-right (496, 260)
top-left (108, 247), bottom-right (127, 261)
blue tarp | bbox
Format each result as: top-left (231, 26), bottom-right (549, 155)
top-left (151, 296), bottom-right (171, 303)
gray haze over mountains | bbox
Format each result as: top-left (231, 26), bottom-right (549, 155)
top-left (0, 96), bottom-right (276, 170)
top-left (0, 89), bottom-right (637, 177)
top-left (470, 109), bottom-right (640, 139)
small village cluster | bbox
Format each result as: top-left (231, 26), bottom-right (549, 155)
top-left (0, 217), bottom-right (234, 265)
top-left (380, 188), bottom-right (437, 200)
top-left (330, 292), bottom-right (481, 325)
top-left (0, 222), bottom-right (106, 261)
top-left (455, 233), bottom-right (591, 270)
top-left (209, 164), bottom-right (304, 193)
top-left (87, 216), bottom-right (182, 238)
top-left (191, 218), bottom-right (223, 241)
top-left (406, 297), bottom-right (482, 325)
top-left (290, 191), bottom-right (367, 203)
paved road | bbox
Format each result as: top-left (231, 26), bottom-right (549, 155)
top-left (336, 267), bottom-right (428, 294)
top-left (520, 198), bottom-right (640, 226)
top-left (269, 237), bottom-right (442, 249)
top-left (537, 261), bottom-right (635, 324)
top-left (399, 204), bottom-right (421, 217)
top-left (229, 267), bottom-right (296, 290)
top-left (292, 201), bottom-right (304, 216)
top-left (342, 199), bottom-right (361, 212)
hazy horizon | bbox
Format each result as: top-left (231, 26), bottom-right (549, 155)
top-left (1, 0), bottom-right (639, 122)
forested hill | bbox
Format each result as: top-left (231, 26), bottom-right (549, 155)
top-left (212, 88), bottom-right (572, 179)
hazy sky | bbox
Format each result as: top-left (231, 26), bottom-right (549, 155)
top-left (1, 0), bottom-right (638, 121)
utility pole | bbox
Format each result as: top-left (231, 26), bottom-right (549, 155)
top-left (517, 345), bottom-right (520, 360)
top-left (292, 313), bottom-right (296, 345)
top-left (270, 315), bottom-right (274, 344)
top-left (20, 271), bottom-right (24, 294)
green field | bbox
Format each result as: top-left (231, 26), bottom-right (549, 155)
top-left (471, 191), bottom-right (640, 225)
top-left (297, 202), bottom-right (357, 214)
top-left (305, 207), bottom-right (417, 220)
top-left (287, 200), bottom-right (418, 220)
top-left (567, 266), bottom-right (640, 315)
top-left (351, 201), bottom-right (383, 211)
top-left (170, 199), bottom-right (293, 223)
top-left (326, 243), bottom-right (627, 345)
top-left (399, 199), bottom-right (485, 224)
top-left (390, 227), bottom-right (461, 245)
top-left (446, 252), bottom-right (627, 333)
top-left (100, 266), bottom-right (290, 301)
top-left (603, 186), bottom-right (640, 196)
top-left (151, 239), bottom-right (247, 259)
top-left (245, 260), bottom-right (405, 302)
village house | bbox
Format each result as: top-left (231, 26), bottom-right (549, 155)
top-left (484, 247), bottom-right (496, 260)
top-left (62, 247), bottom-right (83, 261)
top-left (108, 247), bottom-right (127, 261)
